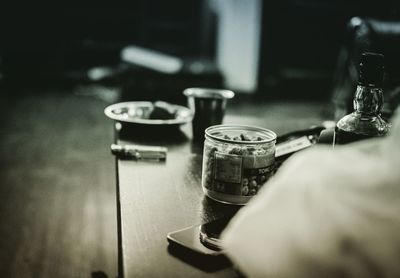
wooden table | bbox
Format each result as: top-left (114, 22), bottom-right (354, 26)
top-left (115, 101), bottom-right (328, 277)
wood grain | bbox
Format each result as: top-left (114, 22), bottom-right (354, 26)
top-left (116, 100), bottom-right (329, 277)
top-left (0, 92), bottom-right (117, 278)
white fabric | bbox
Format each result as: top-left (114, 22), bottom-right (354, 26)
top-left (221, 111), bottom-right (400, 278)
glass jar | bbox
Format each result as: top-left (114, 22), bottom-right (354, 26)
top-left (202, 125), bottom-right (277, 205)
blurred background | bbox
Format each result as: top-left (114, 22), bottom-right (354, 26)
top-left (1, 0), bottom-right (399, 101)
top-left (1, 1), bottom-right (400, 277)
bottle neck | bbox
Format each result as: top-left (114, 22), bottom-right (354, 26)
top-left (353, 84), bottom-right (383, 116)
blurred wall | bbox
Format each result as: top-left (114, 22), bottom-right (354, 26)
top-left (212, 0), bottom-right (262, 93)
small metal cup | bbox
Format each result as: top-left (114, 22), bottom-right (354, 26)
top-left (183, 88), bottom-right (235, 141)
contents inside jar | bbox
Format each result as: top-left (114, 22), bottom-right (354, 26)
top-left (202, 130), bottom-right (275, 199)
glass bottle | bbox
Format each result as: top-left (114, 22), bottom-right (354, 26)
top-left (334, 52), bottom-right (390, 145)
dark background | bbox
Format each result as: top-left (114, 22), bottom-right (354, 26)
top-left (1, 0), bottom-right (399, 99)
top-left (259, 0), bottom-right (400, 98)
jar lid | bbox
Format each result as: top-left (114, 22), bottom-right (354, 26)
top-left (205, 125), bottom-right (277, 144)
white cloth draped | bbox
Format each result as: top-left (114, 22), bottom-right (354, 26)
top-left (221, 111), bottom-right (400, 278)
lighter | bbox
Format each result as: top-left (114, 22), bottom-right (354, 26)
top-left (111, 144), bottom-right (167, 161)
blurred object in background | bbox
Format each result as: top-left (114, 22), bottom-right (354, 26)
top-left (257, 0), bottom-right (400, 99)
top-left (1, 1), bottom-right (400, 101)
top-left (121, 46), bottom-right (184, 74)
top-left (0, 1), bottom-right (222, 95)
top-left (119, 47), bottom-right (222, 103)
top-left (332, 17), bottom-right (400, 120)
top-left (334, 52), bottom-right (390, 145)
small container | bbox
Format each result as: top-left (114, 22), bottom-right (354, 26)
top-left (183, 88), bottom-right (235, 141)
top-left (202, 125), bottom-right (277, 205)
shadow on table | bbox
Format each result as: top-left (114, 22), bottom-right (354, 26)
top-left (116, 122), bottom-right (189, 144)
top-left (91, 271), bottom-right (108, 278)
top-left (167, 196), bottom-right (244, 274)
top-left (167, 244), bottom-right (232, 273)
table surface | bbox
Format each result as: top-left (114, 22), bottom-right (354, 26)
top-left (115, 101), bottom-right (328, 278)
